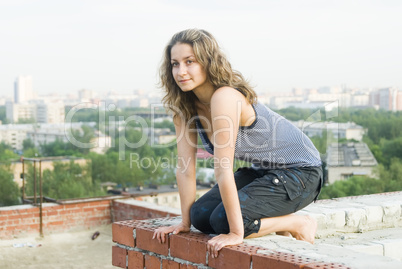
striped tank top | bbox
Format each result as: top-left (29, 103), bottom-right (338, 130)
top-left (195, 102), bottom-right (322, 168)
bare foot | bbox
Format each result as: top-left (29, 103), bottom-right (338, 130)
top-left (276, 231), bottom-right (292, 238)
top-left (290, 216), bottom-right (317, 244)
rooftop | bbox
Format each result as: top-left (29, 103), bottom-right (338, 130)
top-left (0, 224), bottom-right (114, 269)
top-left (0, 122), bottom-right (94, 130)
top-left (1, 191), bottom-right (401, 268)
top-left (291, 121), bottom-right (365, 131)
top-left (327, 142), bottom-right (378, 167)
top-left (113, 191), bottom-right (402, 268)
top-left (110, 184), bottom-right (211, 197)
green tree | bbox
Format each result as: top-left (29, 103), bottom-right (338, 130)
top-left (76, 125), bottom-right (96, 145)
top-left (319, 176), bottom-right (385, 199)
top-left (319, 157), bottom-right (402, 199)
top-left (89, 152), bottom-right (118, 183)
top-left (382, 158), bottom-right (402, 192)
top-left (276, 107), bottom-right (320, 121)
top-left (93, 123), bottom-right (180, 188)
top-left (65, 106), bottom-right (99, 122)
top-left (41, 139), bottom-right (80, 157)
top-left (336, 108), bottom-right (402, 144)
top-left (22, 139), bottom-right (41, 158)
top-left (0, 163), bottom-right (21, 206)
top-left (153, 120), bottom-right (175, 132)
top-left (38, 126), bottom-right (96, 157)
top-left (363, 138), bottom-right (386, 165)
top-left (0, 142), bottom-right (18, 161)
top-left (380, 137), bottom-right (402, 166)
top-left (25, 161), bottom-right (105, 200)
top-left (17, 117), bottom-right (36, 124)
top-left (0, 106), bottom-right (9, 124)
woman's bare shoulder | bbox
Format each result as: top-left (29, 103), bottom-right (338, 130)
top-left (211, 86), bottom-right (245, 102)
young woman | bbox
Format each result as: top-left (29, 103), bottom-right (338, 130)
top-left (152, 29), bottom-right (323, 258)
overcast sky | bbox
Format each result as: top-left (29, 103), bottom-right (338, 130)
top-left (1, 0), bottom-right (401, 97)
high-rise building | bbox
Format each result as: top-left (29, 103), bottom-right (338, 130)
top-left (369, 87), bottom-right (401, 111)
top-left (397, 91), bottom-right (402, 111)
top-left (6, 102), bottom-right (36, 123)
top-left (6, 101), bottom-right (65, 124)
top-left (14, 75), bottom-right (34, 103)
top-left (78, 89), bottom-right (94, 101)
top-left (36, 101), bottom-right (65, 123)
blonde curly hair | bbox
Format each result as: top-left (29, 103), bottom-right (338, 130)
top-left (159, 29), bottom-right (257, 121)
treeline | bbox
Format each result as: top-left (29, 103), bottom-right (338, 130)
top-left (277, 107), bottom-right (402, 166)
top-left (65, 106), bottom-right (153, 123)
top-left (0, 141), bottom-right (104, 206)
top-left (65, 106), bottom-right (175, 132)
top-left (1, 106), bottom-right (402, 206)
top-left (278, 107), bottom-right (402, 198)
top-left (23, 160), bottom-right (105, 200)
top-left (0, 125), bottom-right (178, 206)
top-left (319, 158), bottom-right (402, 199)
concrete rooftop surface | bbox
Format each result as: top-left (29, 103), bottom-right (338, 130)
top-left (0, 224), bottom-right (115, 269)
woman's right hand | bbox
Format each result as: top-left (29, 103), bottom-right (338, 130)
top-left (152, 222), bottom-right (191, 243)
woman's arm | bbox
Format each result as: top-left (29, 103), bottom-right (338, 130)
top-left (208, 87), bottom-right (245, 257)
top-left (153, 114), bottom-right (197, 242)
top-left (174, 114), bottom-right (198, 227)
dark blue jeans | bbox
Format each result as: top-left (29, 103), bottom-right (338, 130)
top-left (190, 166), bottom-right (323, 237)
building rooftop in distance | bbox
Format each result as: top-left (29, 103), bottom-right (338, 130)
top-left (291, 121), bottom-right (365, 132)
top-left (290, 121), bottom-right (367, 141)
top-left (109, 184), bottom-right (211, 197)
top-left (327, 142), bottom-right (378, 167)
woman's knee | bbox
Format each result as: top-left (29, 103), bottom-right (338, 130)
top-left (190, 201), bottom-right (212, 232)
top-left (190, 202), bottom-right (201, 227)
top-left (209, 212), bottom-right (260, 237)
top-left (209, 207), bottom-right (230, 234)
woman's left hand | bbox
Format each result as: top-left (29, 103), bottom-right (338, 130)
top-left (207, 232), bottom-right (243, 259)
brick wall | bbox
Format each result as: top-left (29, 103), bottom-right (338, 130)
top-left (112, 217), bottom-right (350, 269)
top-left (0, 199), bottom-right (112, 239)
top-left (111, 192), bottom-right (402, 268)
top-left (112, 199), bottom-right (180, 222)
top-left (0, 197), bottom-right (180, 240)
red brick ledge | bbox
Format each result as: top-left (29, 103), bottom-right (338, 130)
top-left (112, 217), bottom-right (351, 269)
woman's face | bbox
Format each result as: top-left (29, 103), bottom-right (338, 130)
top-left (170, 43), bottom-right (209, 93)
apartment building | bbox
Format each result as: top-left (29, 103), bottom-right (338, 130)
top-left (326, 142), bottom-right (378, 184)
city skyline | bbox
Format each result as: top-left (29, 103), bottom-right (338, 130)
top-left (1, 0), bottom-right (401, 96)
